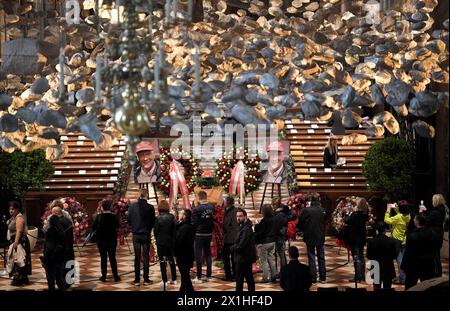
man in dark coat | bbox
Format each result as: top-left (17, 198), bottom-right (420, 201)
top-left (231, 208), bottom-right (256, 292)
top-left (191, 191), bottom-right (215, 282)
top-left (279, 246), bottom-right (311, 292)
top-left (366, 222), bottom-right (398, 289)
top-left (221, 196), bottom-right (239, 281)
top-left (127, 189), bottom-right (156, 286)
top-left (175, 209), bottom-right (195, 292)
top-left (402, 213), bottom-right (439, 290)
top-left (296, 193), bottom-right (326, 283)
top-left (272, 198), bottom-right (293, 270)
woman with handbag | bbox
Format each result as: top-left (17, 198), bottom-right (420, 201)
top-left (6, 201), bottom-right (32, 286)
top-left (91, 199), bottom-right (121, 282)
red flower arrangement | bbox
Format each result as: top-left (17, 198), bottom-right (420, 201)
top-left (98, 195), bottom-right (130, 240)
top-left (212, 204), bottom-right (224, 258)
top-left (215, 146), bottom-right (262, 195)
top-left (285, 193), bottom-right (309, 240)
top-left (42, 197), bottom-right (89, 244)
top-left (158, 144), bottom-right (202, 196)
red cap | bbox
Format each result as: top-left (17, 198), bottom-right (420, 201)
top-left (135, 140), bottom-right (154, 153)
top-left (267, 141), bottom-right (285, 152)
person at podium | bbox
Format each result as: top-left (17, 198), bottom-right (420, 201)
top-left (323, 134), bottom-right (345, 169)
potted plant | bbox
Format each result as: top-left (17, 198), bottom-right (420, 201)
top-left (0, 150), bottom-right (54, 250)
top-left (362, 137), bottom-right (416, 202)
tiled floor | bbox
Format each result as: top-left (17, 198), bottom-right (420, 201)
top-left (1, 208), bottom-right (448, 291)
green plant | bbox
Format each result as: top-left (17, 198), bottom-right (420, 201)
top-left (362, 137), bottom-right (416, 202)
top-left (0, 150), bottom-right (54, 198)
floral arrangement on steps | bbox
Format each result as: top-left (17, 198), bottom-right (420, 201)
top-left (42, 197), bottom-right (89, 244)
top-left (285, 193), bottom-right (310, 240)
top-left (158, 144), bottom-right (202, 196)
top-left (215, 146), bottom-right (262, 196)
top-left (98, 195), bottom-right (130, 243)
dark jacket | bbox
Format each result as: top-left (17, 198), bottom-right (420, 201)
top-left (296, 202), bottom-right (325, 246)
top-left (279, 260), bottom-right (312, 291)
top-left (366, 234), bottom-right (397, 280)
top-left (127, 199), bottom-right (156, 235)
top-left (401, 226), bottom-right (439, 274)
top-left (231, 219), bottom-right (257, 264)
top-left (323, 146), bottom-right (337, 168)
top-left (154, 213), bottom-right (176, 247)
top-left (192, 203), bottom-right (215, 236)
top-left (43, 224), bottom-right (66, 264)
top-left (91, 212), bottom-right (120, 242)
top-left (222, 206), bottom-right (239, 244)
top-left (272, 207), bottom-right (290, 240)
top-left (175, 220), bottom-right (195, 267)
top-left (427, 205), bottom-right (446, 248)
top-left (254, 216), bottom-right (277, 244)
top-left (344, 211), bottom-right (368, 248)
top-left (59, 216), bottom-right (74, 261)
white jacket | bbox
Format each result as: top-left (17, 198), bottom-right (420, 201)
top-left (6, 243), bottom-right (26, 274)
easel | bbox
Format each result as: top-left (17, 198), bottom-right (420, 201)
top-left (139, 182), bottom-right (159, 205)
top-left (259, 182), bottom-right (282, 213)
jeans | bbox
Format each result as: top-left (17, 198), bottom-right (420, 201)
top-left (157, 245), bottom-right (177, 283)
top-left (306, 244), bottom-right (326, 282)
top-left (132, 234), bottom-right (151, 282)
top-left (45, 261), bottom-right (66, 290)
top-left (97, 240), bottom-right (119, 279)
top-left (194, 235), bottom-right (212, 279)
top-left (397, 244), bottom-right (405, 282)
top-left (222, 243), bottom-right (236, 279)
top-left (275, 238), bottom-right (287, 270)
top-left (178, 262), bottom-right (194, 292)
top-left (235, 261), bottom-right (255, 292)
top-left (350, 245), bottom-right (365, 281)
top-left (259, 242), bottom-right (277, 280)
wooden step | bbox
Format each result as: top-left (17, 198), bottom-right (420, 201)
top-left (295, 168), bottom-right (363, 174)
top-left (53, 158), bottom-right (122, 164)
top-left (63, 152), bottom-right (124, 158)
top-left (296, 175), bottom-right (366, 181)
top-left (53, 163), bottom-right (122, 170)
top-left (292, 156), bottom-right (366, 162)
top-left (42, 183), bottom-right (115, 190)
top-left (297, 181), bottom-right (368, 188)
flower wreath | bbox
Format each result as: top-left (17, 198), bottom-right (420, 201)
top-left (158, 144), bottom-right (202, 196)
top-left (285, 193), bottom-right (310, 240)
top-left (215, 146), bottom-right (262, 195)
top-left (42, 197), bottom-right (89, 244)
top-left (332, 196), bottom-right (376, 233)
top-left (98, 195), bottom-right (130, 239)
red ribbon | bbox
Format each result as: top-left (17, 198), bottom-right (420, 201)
top-left (229, 160), bottom-right (245, 205)
top-left (169, 160), bottom-right (191, 210)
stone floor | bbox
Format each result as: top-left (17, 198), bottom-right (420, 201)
top-left (1, 207), bottom-right (448, 291)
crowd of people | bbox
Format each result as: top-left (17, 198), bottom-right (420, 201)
top-left (2, 190), bottom-right (448, 292)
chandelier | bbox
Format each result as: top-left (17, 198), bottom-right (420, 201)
top-left (59, 0), bottom-right (201, 163)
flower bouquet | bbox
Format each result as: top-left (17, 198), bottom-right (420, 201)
top-left (212, 204), bottom-right (224, 259)
top-left (285, 193), bottom-right (309, 240)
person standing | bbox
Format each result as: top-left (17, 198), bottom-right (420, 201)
top-left (402, 213), bottom-right (439, 289)
top-left (366, 222), bottom-right (398, 290)
top-left (175, 209), bottom-right (195, 292)
top-left (427, 194), bottom-right (447, 277)
top-left (127, 189), bottom-right (156, 286)
top-left (191, 191), bottom-right (215, 283)
top-left (279, 246), bottom-right (312, 292)
top-left (296, 193), bottom-right (326, 283)
top-left (323, 134), bottom-right (339, 169)
top-left (254, 204), bottom-right (277, 283)
top-left (221, 196), bottom-right (239, 281)
top-left (42, 215), bottom-right (66, 290)
top-left (231, 208), bottom-right (256, 292)
top-left (384, 201), bottom-right (410, 284)
top-left (6, 201), bottom-right (32, 286)
top-left (272, 198), bottom-right (290, 270)
top-left (91, 199), bottom-right (121, 282)
top-left (344, 197), bottom-right (369, 283)
top-left (154, 200), bottom-right (177, 287)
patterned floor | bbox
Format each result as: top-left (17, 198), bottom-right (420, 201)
top-left (1, 208), bottom-right (448, 291)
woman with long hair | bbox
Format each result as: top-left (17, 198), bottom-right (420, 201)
top-left (323, 134), bottom-right (339, 169)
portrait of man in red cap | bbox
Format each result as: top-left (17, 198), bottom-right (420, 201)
top-left (263, 140), bottom-right (289, 184)
top-left (134, 139), bottom-right (161, 184)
